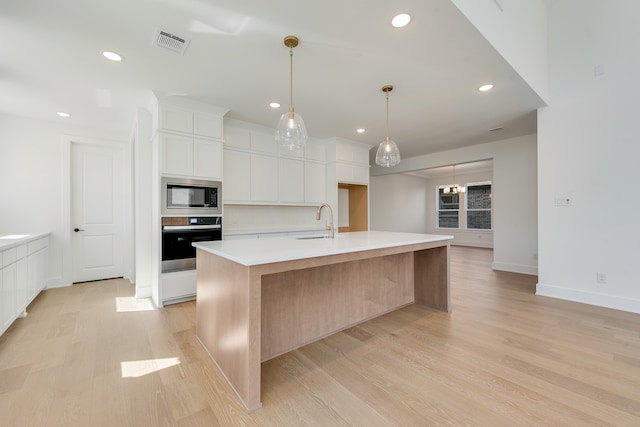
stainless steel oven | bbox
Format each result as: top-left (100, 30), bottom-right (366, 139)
top-left (161, 216), bottom-right (222, 273)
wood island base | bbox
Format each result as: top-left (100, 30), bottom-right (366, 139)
top-left (195, 239), bottom-right (450, 412)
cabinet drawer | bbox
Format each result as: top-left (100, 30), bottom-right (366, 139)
top-left (16, 244), bottom-right (27, 259)
top-left (2, 248), bottom-right (17, 267)
top-left (28, 238), bottom-right (48, 254)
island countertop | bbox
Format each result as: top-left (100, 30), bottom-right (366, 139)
top-left (193, 230), bottom-right (453, 266)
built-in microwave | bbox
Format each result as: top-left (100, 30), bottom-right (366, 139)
top-left (161, 177), bottom-right (222, 216)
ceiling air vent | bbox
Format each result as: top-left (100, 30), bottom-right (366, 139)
top-left (154, 29), bottom-right (190, 55)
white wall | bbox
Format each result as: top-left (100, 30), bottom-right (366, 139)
top-left (370, 134), bottom-right (537, 275)
top-left (537, 1), bottom-right (640, 313)
top-left (0, 112), bottom-right (129, 287)
top-left (451, 0), bottom-right (549, 103)
top-left (424, 169), bottom-right (494, 248)
top-left (370, 174), bottom-right (429, 233)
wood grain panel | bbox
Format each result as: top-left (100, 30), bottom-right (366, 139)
top-left (414, 245), bottom-right (450, 311)
top-left (260, 253), bottom-right (414, 361)
top-left (195, 249), bottom-right (262, 411)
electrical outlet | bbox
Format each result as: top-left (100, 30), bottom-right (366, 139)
top-left (596, 273), bottom-right (607, 284)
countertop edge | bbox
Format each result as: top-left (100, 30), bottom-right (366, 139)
top-left (0, 232), bottom-right (51, 252)
top-left (194, 232), bottom-right (453, 267)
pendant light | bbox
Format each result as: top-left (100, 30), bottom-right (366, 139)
top-left (375, 85), bottom-right (401, 167)
top-left (443, 165), bottom-right (466, 194)
top-left (275, 35), bottom-right (307, 150)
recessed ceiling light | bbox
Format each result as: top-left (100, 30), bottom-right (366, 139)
top-left (391, 13), bottom-right (411, 28)
top-left (478, 84), bottom-right (494, 92)
top-left (56, 111), bottom-right (71, 118)
top-left (102, 51), bottom-right (123, 61)
top-left (269, 102), bottom-right (281, 109)
top-left (356, 128), bottom-right (366, 133)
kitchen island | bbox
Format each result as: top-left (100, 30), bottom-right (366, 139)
top-left (193, 231), bottom-right (453, 411)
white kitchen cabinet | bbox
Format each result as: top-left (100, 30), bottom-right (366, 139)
top-left (304, 139), bottom-right (326, 162)
top-left (161, 270), bottom-right (196, 305)
top-left (27, 237), bottom-right (48, 304)
top-left (305, 162), bottom-right (326, 203)
top-left (223, 149), bottom-right (251, 201)
top-left (1, 250), bottom-right (18, 334)
top-left (336, 142), bottom-right (370, 164)
top-left (160, 105), bottom-right (192, 134)
top-left (161, 133), bottom-right (193, 176)
top-left (251, 131), bottom-right (278, 154)
top-left (278, 158), bottom-right (304, 203)
top-left (251, 154), bottom-right (278, 201)
top-left (161, 134), bottom-right (223, 180)
top-left (194, 139), bottom-right (223, 179)
top-left (16, 245), bottom-right (27, 316)
top-left (337, 163), bottom-right (370, 185)
top-left (224, 126), bottom-right (251, 150)
top-left (160, 104), bottom-right (223, 140)
top-left (193, 111), bottom-right (223, 139)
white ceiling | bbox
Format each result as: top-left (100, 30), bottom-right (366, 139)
top-left (0, 0), bottom-right (544, 160)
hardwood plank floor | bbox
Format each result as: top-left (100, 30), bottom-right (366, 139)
top-left (1, 246), bottom-right (639, 426)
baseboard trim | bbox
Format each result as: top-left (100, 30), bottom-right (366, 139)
top-left (492, 261), bottom-right (538, 276)
top-left (536, 283), bottom-right (640, 314)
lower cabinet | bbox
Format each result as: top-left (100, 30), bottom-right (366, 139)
top-left (0, 236), bottom-right (48, 337)
top-left (161, 269), bottom-right (196, 305)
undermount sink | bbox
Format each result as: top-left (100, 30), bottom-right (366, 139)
top-left (293, 235), bottom-right (342, 240)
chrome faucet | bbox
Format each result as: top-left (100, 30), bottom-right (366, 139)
top-left (316, 203), bottom-right (335, 238)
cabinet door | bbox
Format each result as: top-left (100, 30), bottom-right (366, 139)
top-left (160, 105), bottom-right (193, 133)
top-left (27, 245), bottom-right (47, 302)
top-left (223, 150), bottom-right (251, 201)
top-left (251, 131), bottom-right (278, 154)
top-left (305, 162), bottom-right (326, 203)
top-left (1, 262), bottom-right (17, 333)
top-left (251, 154), bottom-right (278, 202)
top-left (16, 245), bottom-right (27, 315)
top-left (194, 112), bottom-right (223, 139)
top-left (304, 139), bottom-right (326, 162)
top-left (224, 127), bottom-right (251, 149)
top-left (161, 134), bottom-right (193, 176)
top-left (337, 163), bottom-right (369, 185)
top-left (278, 158), bottom-right (304, 203)
top-left (193, 139), bottom-right (222, 180)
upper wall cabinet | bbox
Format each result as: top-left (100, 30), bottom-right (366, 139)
top-left (155, 98), bottom-right (228, 181)
top-left (223, 124), bottom-right (327, 205)
top-left (160, 134), bottom-right (222, 180)
top-left (327, 138), bottom-right (372, 186)
top-left (160, 104), bottom-right (224, 140)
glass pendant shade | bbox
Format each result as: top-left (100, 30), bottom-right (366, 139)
top-left (276, 111), bottom-right (307, 150)
top-left (375, 138), bottom-right (401, 167)
top-left (375, 85), bottom-right (401, 167)
top-left (276, 35), bottom-right (307, 150)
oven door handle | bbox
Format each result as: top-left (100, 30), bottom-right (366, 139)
top-left (163, 225), bottom-right (221, 231)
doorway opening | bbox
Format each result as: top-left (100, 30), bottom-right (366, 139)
top-left (337, 183), bottom-right (368, 232)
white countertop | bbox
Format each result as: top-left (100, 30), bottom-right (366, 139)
top-left (0, 232), bottom-right (50, 251)
top-left (193, 231), bottom-right (453, 266)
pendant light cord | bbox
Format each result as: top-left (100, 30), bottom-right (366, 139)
top-left (289, 46), bottom-right (294, 115)
top-left (385, 90), bottom-right (390, 144)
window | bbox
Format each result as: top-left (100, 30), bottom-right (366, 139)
top-left (437, 181), bottom-right (492, 230)
top-left (466, 182), bottom-right (492, 230)
top-left (437, 188), bottom-right (460, 228)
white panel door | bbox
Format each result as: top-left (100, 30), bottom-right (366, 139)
top-left (71, 143), bottom-right (124, 283)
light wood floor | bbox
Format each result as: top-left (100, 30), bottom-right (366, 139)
top-left (1, 246), bottom-right (639, 426)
